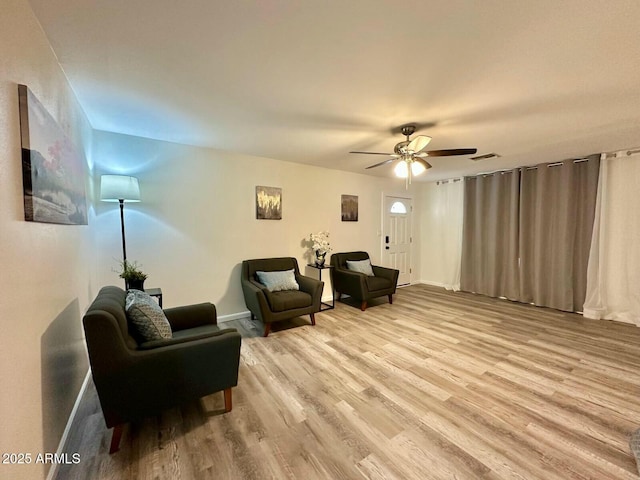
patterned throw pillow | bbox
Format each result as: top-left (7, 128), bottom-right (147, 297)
top-left (346, 259), bottom-right (374, 276)
top-left (631, 428), bottom-right (640, 475)
top-left (125, 289), bottom-right (172, 342)
top-left (256, 269), bottom-right (300, 292)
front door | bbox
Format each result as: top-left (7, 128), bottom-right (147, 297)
top-left (382, 195), bottom-right (412, 286)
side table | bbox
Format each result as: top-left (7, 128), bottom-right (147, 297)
top-left (306, 264), bottom-right (334, 311)
top-left (145, 287), bottom-right (163, 308)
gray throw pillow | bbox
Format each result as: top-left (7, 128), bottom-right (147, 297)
top-left (256, 269), bottom-right (299, 292)
top-left (125, 289), bottom-right (172, 342)
top-left (346, 259), bottom-right (374, 276)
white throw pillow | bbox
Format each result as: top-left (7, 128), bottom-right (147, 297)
top-left (256, 269), bottom-right (300, 292)
top-left (346, 259), bottom-right (374, 276)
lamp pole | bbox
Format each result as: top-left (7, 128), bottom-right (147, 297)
top-left (119, 198), bottom-right (127, 264)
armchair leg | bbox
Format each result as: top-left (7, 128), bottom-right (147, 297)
top-left (224, 388), bottom-right (233, 412)
top-left (388, 294), bottom-right (393, 304)
top-left (263, 323), bottom-right (271, 337)
top-left (109, 424), bottom-right (124, 454)
top-left (310, 313), bottom-right (316, 326)
top-left (360, 301), bottom-right (367, 311)
top-left (335, 291), bottom-right (341, 300)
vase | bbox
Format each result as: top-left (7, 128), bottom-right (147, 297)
top-left (127, 279), bottom-right (145, 291)
top-left (315, 250), bottom-right (327, 267)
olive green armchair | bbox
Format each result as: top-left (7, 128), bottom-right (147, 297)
top-left (241, 257), bottom-right (323, 336)
top-left (330, 251), bottom-right (399, 311)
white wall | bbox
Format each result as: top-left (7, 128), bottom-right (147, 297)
top-left (92, 130), bottom-right (421, 316)
top-left (0, 1), bottom-right (95, 479)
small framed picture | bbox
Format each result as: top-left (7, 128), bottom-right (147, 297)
top-left (341, 194), bottom-right (358, 221)
top-left (256, 186), bottom-right (282, 220)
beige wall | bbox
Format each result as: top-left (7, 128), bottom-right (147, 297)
top-left (0, 1), bottom-right (94, 479)
top-left (91, 130), bottom-right (421, 316)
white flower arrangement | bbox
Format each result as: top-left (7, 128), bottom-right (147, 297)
top-left (309, 231), bottom-right (331, 254)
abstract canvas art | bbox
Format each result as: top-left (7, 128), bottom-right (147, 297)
top-left (18, 84), bottom-right (87, 225)
top-left (341, 194), bottom-right (358, 221)
top-left (256, 186), bottom-right (282, 220)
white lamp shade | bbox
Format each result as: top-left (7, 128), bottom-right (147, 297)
top-left (100, 175), bottom-right (141, 202)
top-left (411, 161), bottom-right (426, 176)
top-left (394, 161), bottom-right (409, 178)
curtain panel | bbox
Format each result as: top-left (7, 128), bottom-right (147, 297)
top-left (584, 151), bottom-right (640, 325)
top-left (460, 169), bottom-right (521, 299)
top-left (461, 156), bottom-right (600, 313)
top-left (519, 156), bottom-right (600, 311)
top-left (434, 179), bottom-right (464, 291)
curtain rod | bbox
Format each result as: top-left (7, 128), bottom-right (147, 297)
top-left (436, 178), bottom-right (463, 185)
top-left (603, 146), bottom-right (640, 158)
top-left (472, 156), bottom-right (593, 177)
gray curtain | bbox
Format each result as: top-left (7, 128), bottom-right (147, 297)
top-left (519, 156), bottom-right (600, 311)
top-left (460, 169), bottom-right (521, 300)
top-left (461, 156), bottom-right (599, 313)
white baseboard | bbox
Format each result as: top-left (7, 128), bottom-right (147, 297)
top-left (218, 310), bottom-right (252, 323)
top-left (218, 295), bottom-right (336, 325)
top-left (46, 369), bottom-right (91, 480)
top-left (415, 280), bottom-right (446, 288)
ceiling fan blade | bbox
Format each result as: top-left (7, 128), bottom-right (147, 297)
top-left (365, 158), bottom-right (395, 169)
top-left (421, 148), bottom-right (478, 157)
top-left (406, 135), bottom-right (432, 153)
top-left (414, 158), bottom-right (432, 170)
top-left (350, 151), bottom-right (394, 156)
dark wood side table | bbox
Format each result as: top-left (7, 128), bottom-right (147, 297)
top-left (145, 288), bottom-right (163, 308)
top-left (306, 264), bottom-right (334, 311)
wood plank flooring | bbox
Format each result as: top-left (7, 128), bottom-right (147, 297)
top-left (56, 285), bottom-right (640, 479)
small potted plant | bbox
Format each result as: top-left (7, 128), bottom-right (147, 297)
top-left (118, 260), bottom-right (148, 290)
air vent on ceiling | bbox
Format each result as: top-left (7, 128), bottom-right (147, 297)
top-left (470, 152), bottom-right (501, 161)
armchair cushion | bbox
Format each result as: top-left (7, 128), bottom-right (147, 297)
top-left (125, 289), bottom-right (172, 342)
top-left (265, 290), bottom-right (313, 312)
top-left (346, 259), bottom-right (374, 276)
top-left (256, 269), bottom-right (299, 292)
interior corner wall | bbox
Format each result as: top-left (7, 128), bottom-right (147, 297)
top-left (91, 130), bottom-right (420, 316)
top-left (0, 1), bottom-right (95, 479)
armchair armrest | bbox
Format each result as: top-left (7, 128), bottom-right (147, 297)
top-left (163, 302), bottom-right (217, 331)
top-left (241, 278), bottom-right (272, 318)
top-left (372, 265), bottom-right (399, 282)
top-left (297, 275), bottom-right (324, 308)
top-left (297, 275), bottom-right (323, 295)
top-left (138, 327), bottom-right (238, 350)
top-left (333, 268), bottom-right (367, 291)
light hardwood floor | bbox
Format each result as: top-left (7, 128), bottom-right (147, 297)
top-left (56, 285), bottom-right (640, 479)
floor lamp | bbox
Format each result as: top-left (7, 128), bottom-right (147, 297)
top-left (100, 175), bottom-right (141, 266)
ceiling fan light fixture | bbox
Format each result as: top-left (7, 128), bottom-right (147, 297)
top-left (411, 161), bottom-right (426, 176)
top-left (394, 160), bottom-right (409, 178)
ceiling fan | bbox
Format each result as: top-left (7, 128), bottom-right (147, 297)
top-left (350, 125), bottom-right (477, 187)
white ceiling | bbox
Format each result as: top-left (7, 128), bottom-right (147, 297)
top-left (28, 0), bottom-right (640, 181)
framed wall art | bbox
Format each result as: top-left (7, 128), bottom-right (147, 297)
top-left (341, 194), bottom-right (358, 221)
top-left (18, 84), bottom-right (87, 225)
top-left (256, 186), bottom-right (282, 220)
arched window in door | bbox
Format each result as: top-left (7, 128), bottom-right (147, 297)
top-left (390, 201), bottom-right (407, 214)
